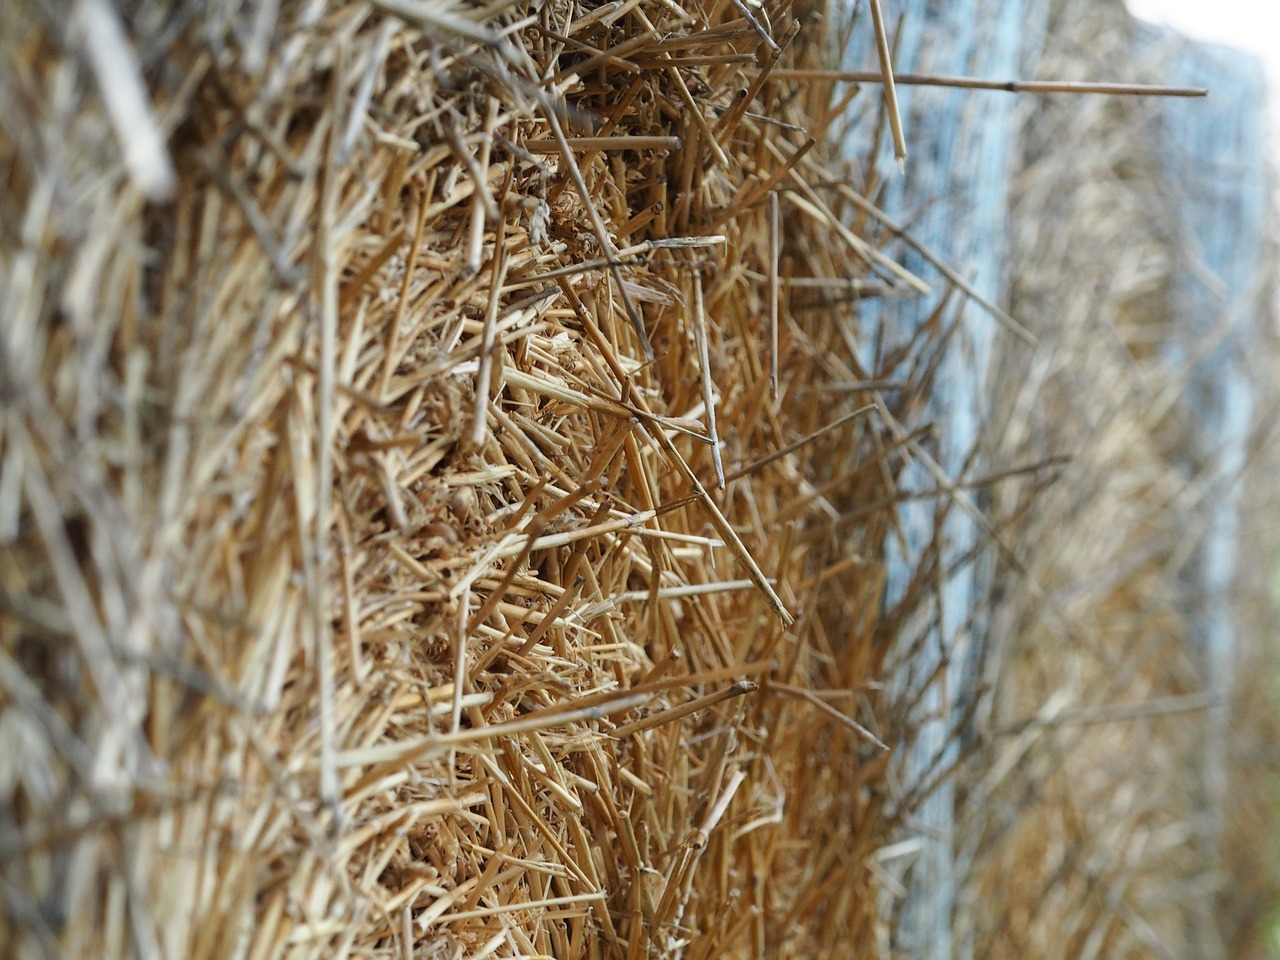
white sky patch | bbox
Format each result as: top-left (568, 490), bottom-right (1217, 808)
top-left (1126, 0), bottom-right (1280, 58)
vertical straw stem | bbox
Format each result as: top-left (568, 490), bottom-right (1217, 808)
top-left (867, 0), bottom-right (908, 171)
top-left (472, 207), bottom-right (510, 448)
top-left (693, 272), bottom-right (725, 489)
top-left (768, 191), bottom-right (781, 400)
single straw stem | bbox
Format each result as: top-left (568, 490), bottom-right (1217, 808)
top-left (867, 0), bottom-right (908, 171)
top-left (768, 69), bottom-right (1208, 97)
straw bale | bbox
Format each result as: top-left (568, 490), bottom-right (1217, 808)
top-left (5, 1), bottom-right (1275, 958)
top-left (0, 1), bottom-right (941, 957)
top-left (953, 1), bottom-right (1280, 958)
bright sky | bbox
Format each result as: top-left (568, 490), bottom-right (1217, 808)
top-left (1125, 0), bottom-right (1279, 72)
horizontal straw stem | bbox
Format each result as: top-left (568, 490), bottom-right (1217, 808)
top-left (768, 69), bottom-right (1208, 97)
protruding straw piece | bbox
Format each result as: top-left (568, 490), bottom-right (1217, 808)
top-left (867, 0), bottom-right (908, 171)
top-left (768, 68), bottom-right (1208, 98)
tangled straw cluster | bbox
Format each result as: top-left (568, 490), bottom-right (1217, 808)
top-left (3, 0), bottom-right (1276, 958)
top-left (0, 1), bottom-right (933, 957)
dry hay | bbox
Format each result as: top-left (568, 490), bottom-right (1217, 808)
top-left (4, 0), bottom-right (1274, 958)
top-left (954, 1), bottom-right (1280, 957)
top-left (0, 1), bottom-right (944, 958)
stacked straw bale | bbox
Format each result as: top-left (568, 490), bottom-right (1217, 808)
top-left (3, 0), bottom-right (1277, 958)
top-left (954, 1), bottom-right (1280, 958)
top-left (0, 1), bottom-right (939, 957)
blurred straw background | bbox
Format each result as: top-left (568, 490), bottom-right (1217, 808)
top-left (957, 2), bottom-right (1280, 957)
